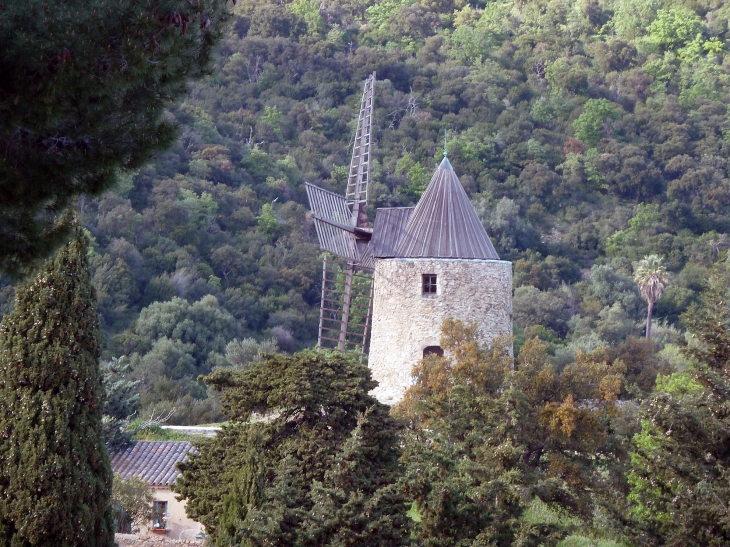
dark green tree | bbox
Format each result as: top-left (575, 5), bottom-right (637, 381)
top-left (101, 356), bottom-right (140, 450)
top-left (0, 0), bottom-right (231, 276)
top-left (134, 295), bottom-right (241, 370)
top-left (0, 234), bottom-right (114, 546)
top-left (175, 350), bottom-right (411, 547)
top-left (628, 256), bottom-right (730, 546)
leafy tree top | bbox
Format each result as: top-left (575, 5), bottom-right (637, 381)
top-left (395, 319), bottom-right (630, 544)
top-left (628, 256), bottom-right (730, 545)
top-left (176, 350), bottom-right (409, 546)
top-left (203, 349), bottom-right (379, 423)
top-left (682, 254), bottom-right (730, 374)
top-left (634, 255), bottom-right (669, 306)
top-left (0, 0), bottom-right (231, 276)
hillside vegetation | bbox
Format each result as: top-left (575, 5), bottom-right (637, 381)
top-left (3, 0), bottom-right (730, 422)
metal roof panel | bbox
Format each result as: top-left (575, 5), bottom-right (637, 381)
top-left (371, 207), bottom-right (415, 258)
top-left (394, 160), bottom-right (499, 260)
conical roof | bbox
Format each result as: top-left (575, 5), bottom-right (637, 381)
top-left (394, 157), bottom-right (499, 260)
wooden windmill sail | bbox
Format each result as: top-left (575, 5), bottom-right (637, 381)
top-left (306, 73), bottom-right (376, 355)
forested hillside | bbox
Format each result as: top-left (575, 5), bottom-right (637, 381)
top-left (3, 0), bottom-right (730, 424)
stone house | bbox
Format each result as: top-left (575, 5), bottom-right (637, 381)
top-left (110, 441), bottom-right (203, 540)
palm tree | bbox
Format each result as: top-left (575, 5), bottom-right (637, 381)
top-left (634, 255), bottom-right (669, 339)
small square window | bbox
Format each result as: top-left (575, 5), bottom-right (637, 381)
top-left (422, 274), bottom-right (437, 294)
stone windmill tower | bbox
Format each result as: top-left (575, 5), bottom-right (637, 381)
top-left (367, 154), bottom-right (513, 405)
top-left (305, 76), bottom-right (512, 404)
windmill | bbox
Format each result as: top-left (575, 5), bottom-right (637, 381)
top-left (306, 72), bottom-right (376, 357)
top-left (306, 76), bottom-right (512, 402)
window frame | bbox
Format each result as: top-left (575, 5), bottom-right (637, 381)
top-left (152, 500), bottom-right (168, 530)
top-left (422, 273), bottom-right (438, 295)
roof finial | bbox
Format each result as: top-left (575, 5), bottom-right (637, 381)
top-left (443, 130), bottom-right (449, 158)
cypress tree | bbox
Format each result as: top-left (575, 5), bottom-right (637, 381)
top-left (0, 234), bottom-right (114, 546)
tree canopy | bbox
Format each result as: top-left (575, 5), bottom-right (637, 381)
top-left (628, 256), bottom-right (730, 545)
top-left (0, 0), bottom-right (231, 276)
top-left (175, 350), bottom-right (410, 546)
top-left (395, 319), bottom-right (632, 545)
top-left (634, 255), bottom-right (670, 338)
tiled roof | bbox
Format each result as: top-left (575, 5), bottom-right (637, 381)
top-left (394, 157), bottom-right (500, 260)
top-left (110, 441), bottom-right (196, 486)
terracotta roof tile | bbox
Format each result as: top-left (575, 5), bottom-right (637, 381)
top-left (109, 441), bottom-right (196, 486)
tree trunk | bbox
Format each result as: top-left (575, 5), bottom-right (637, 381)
top-left (646, 301), bottom-right (654, 339)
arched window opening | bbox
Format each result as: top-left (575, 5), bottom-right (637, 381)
top-left (423, 345), bottom-right (444, 358)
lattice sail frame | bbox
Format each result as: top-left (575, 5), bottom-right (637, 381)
top-left (345, 72), bottom-right (376, 218)
top-left (304, 73), bottom-right (377, 356)
top-left (317, 257), bottom-right (374, 356)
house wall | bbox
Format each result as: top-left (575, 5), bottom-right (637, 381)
top-left (139, 487), bottom-right (203, 540)
top-left (368, 258), bottom-right (512, 405)
top-left (115, 534), bottom-right (203, 546)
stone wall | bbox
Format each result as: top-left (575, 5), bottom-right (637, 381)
top-left (115, 534), bottom-right (203, 546)
top-left (368, 258), bottom-right (512, 405)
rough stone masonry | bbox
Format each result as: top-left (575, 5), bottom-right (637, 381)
top-left (368, 257), bottom-right (512, 405)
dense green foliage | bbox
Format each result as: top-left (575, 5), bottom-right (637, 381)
top-left (175, 351), bottom-right (410, 546)
top-left (2, 0), bottom-right (730, 429)
top-left (396, 320), bottom-right (633, 546)
top-left (111, 475), bottom-right (152, 534)
top-left (628, 256), bottom-right (730, 546)
top-left (0, 235), bottom-right (114, 546)
top-left (0, 0), bottom-right (231, 276)
top-left (101, 357), bottom-right (140, 449)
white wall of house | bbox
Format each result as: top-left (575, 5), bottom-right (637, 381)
top-left (139, 486), bottom-right (203, 540)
